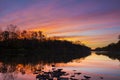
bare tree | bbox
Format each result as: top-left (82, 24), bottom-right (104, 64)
top-left (1, 31), bottom-right (9, 40)
top-left (6, 24), bottom-right (17, 33)
top-left (6, 24), bottom-right (18, 39)
top-left (21, 30), bottom-right (27, 39)
top-left (38, 31), bottom-right (46, 41)
top-left (31, 31), bottom-right (38, 39)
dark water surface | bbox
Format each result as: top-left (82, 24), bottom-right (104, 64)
top-left (0, 51), bottom-right (120, 80)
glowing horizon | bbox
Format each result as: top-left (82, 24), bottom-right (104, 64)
top-left (0, 0), bottom-right (120, 49)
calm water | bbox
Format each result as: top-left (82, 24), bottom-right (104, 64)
top-left (0, 51), bottom-right (120, 80)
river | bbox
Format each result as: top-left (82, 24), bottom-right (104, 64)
top-left (0, 51), bottom-right (120, 80)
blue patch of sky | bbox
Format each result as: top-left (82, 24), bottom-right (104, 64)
top-left (79, 26), bottom-right (120, 36)
top-left (0, 0), bottom-right (38, 17)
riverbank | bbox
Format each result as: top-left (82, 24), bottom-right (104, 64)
top-left (0, 39), bottom-right (91, 64)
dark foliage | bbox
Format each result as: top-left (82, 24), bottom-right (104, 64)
top-left (95, 40), bottom-right (120, 52)
top-left (96, 51), bottom-right (120, 61)
top-left (95, 39), bottom-right (120, 61)
top-left (0, 24), bottom-right (91, 64)
top-left (0, 39), bottom-right (90, 64)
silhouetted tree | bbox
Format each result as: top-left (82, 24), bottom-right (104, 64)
top-left (6, 24), bottom-right (19, 39)
top-left (1, 31), bottom-right (9, 40)
top-left (95, 35), bottom-right (120, 51)
top-left (10, 32), bottom-right (18, 39)
top-left (31, 31), bottom-right (38, 39)
top-left (7, 24), bottom-right (17, 32)
top-left (0, 25), bottom-right (91, 56)
top-left (21, 30), bottom-right (27, 39)
top-left (38, 31), bottom-right (45, 41)
top-left (74, 40), bottom-right (82, 45)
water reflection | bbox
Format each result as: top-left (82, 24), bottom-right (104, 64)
top-left (0, 51), bottom-right (90, 65)
top-left (0, 63), bottom-right (70, 80)
top-left (0, 63), bottom-right (17, 80)
top-left (0, 52), bottom-right (120, 80)
top-left (0, 52), bottom-right (90, 80)
top-left (95, 51), bottom-right (120, 61)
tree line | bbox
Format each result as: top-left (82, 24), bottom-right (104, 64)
top-left (0, 24), bottom-right (91, 65)
top-left (0, 24), bottom-right (46, 41)
top-left (0, 24), bottom-right (91, 52)
top-left (95, 35), bottom-right (120, 52)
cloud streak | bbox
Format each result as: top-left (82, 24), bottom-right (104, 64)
top-left (0, 0), bottom-right (120, 48)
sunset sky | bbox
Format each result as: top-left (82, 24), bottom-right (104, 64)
top-left (0, 0), bottom-right (120, 48)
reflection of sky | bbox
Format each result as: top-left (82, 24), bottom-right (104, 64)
top-left (0, 0), bottom-right (120, 48)
top-left (56, 52), bottom-right (120, 80)
top-left (0, 52), bottom-right (120, 80)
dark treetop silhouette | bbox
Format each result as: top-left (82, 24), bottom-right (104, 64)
top-left (0, 24), bottom-right (91, 64)
top-left (95, 35), bottom-right (120, 61)
top-left (95, 36), bottom-right (120, 52)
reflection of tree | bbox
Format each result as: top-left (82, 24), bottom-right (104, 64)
top-left (96, 51), bottom-right (120, 61)
top-left (71, 58), bottom-right (84, 63)
top-left (95, 35), bottom-right (120, 51)
top-left (0, 49), bottom-right (90, 65)
top-left (0, 64), bottom-right (18, 80)
top-left (2, 73), bottom-right (16, 80)
top-left (0, 24), bottom-right (91, 78)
